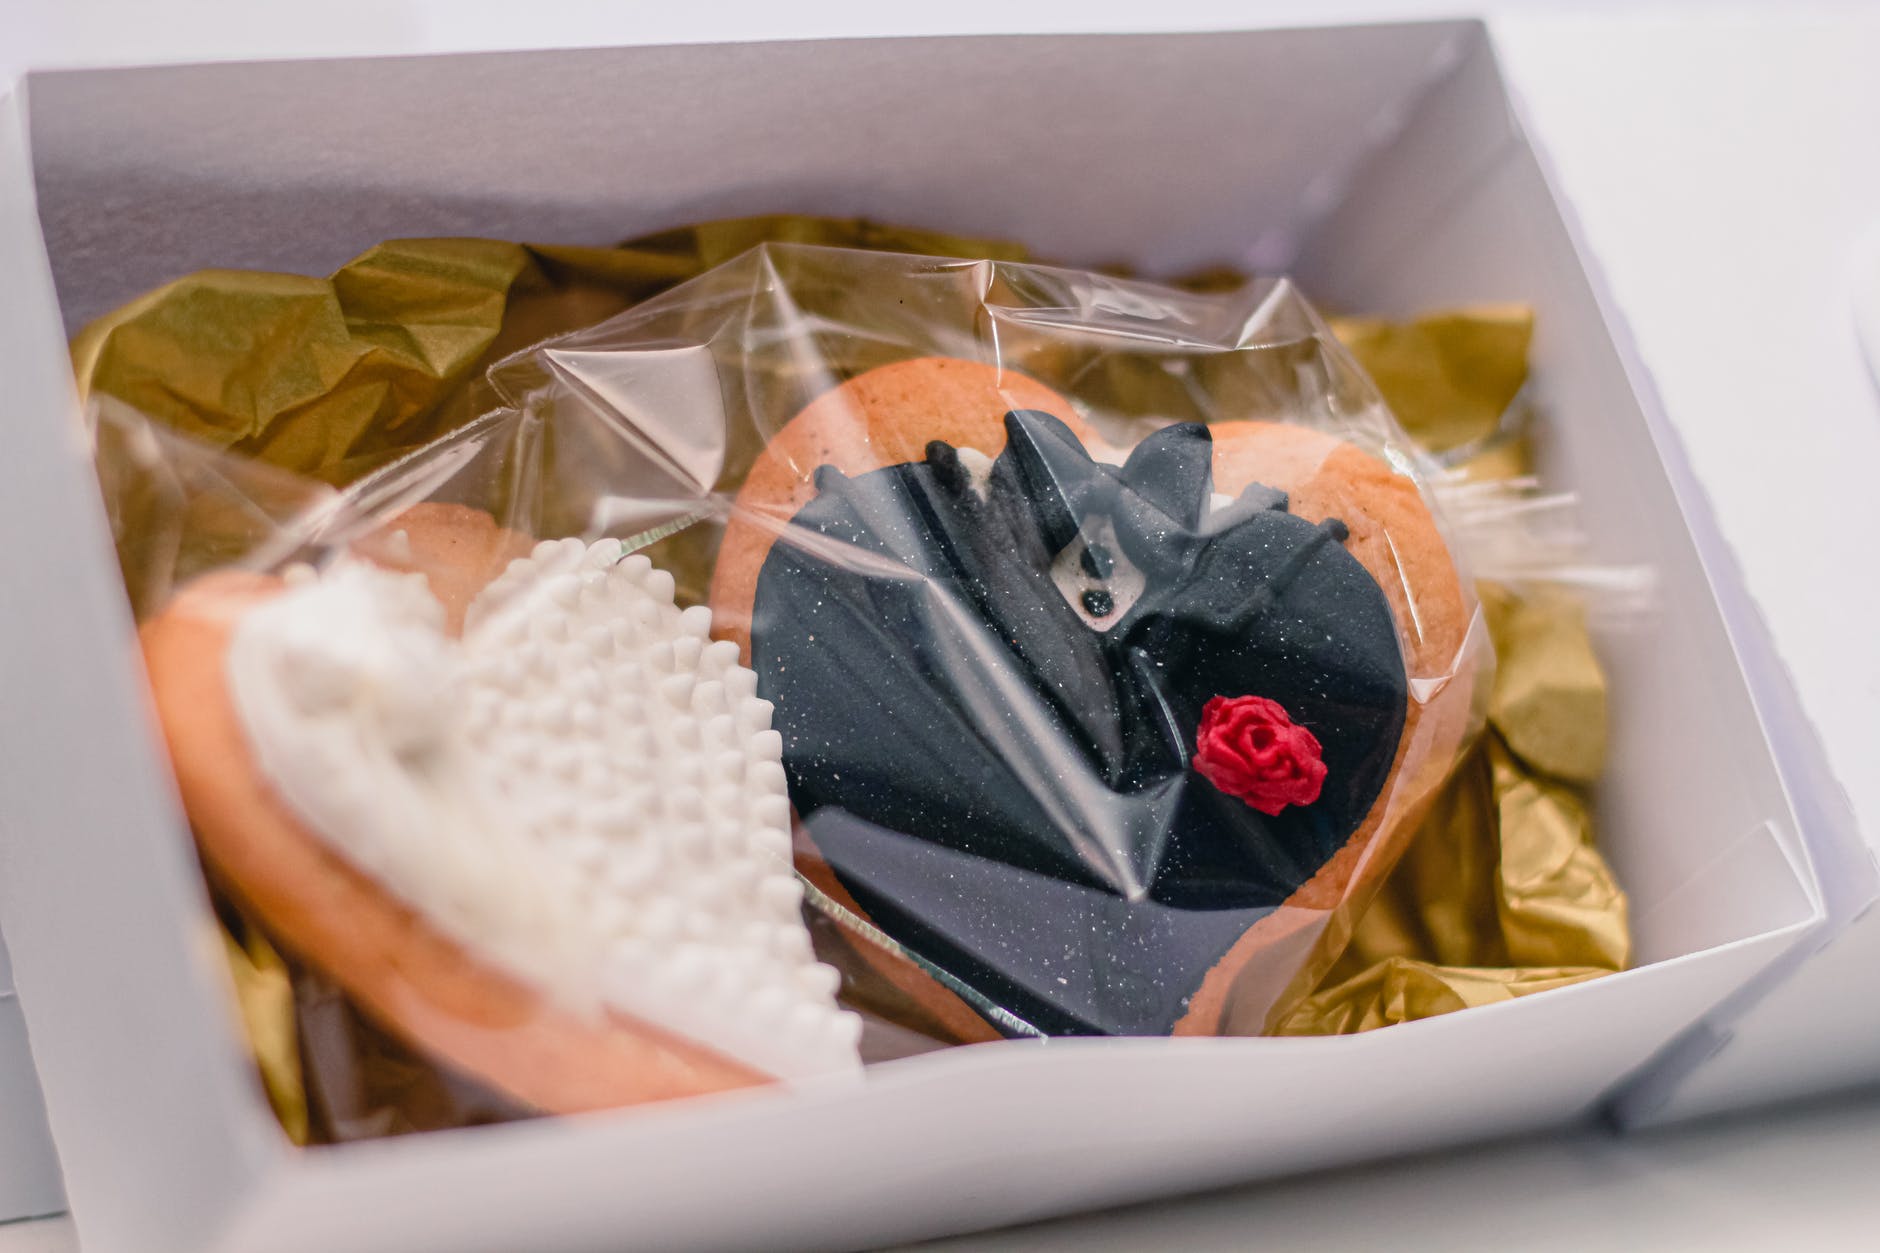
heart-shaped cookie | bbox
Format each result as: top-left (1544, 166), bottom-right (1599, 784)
top-left (712, 359), bottom-right (1472, 1038)
top-left (142, 506), bottom-right (860, 1115)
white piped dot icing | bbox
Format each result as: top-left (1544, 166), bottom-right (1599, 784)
top-left (225, 543), bottom-right (860, 1082)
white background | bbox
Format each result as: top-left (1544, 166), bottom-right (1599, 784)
top-left (4, 0), bottom-right (1880, 1249)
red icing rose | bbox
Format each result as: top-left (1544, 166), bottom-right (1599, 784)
top-left (1193, 695), bottom-right (1327, 816)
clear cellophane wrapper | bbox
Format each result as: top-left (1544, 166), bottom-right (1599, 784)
top-left (473, 244), bottom-right (1489, 1044)
top-left (83, 230), bottom-right (1632, 1144)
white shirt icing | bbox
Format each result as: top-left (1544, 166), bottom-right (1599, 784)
top-left (226, 539), bottom-right (861, 1081)
top-left (955, 443), bottom-right (1154, 628)
top-left (956, 442), bottom-right (1248, 630)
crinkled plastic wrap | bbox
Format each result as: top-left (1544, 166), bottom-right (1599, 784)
top-left (82, 231), bottom-right (1646, 1146)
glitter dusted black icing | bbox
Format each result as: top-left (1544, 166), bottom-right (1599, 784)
top-left (750, 411), bottom-right (1409, 1036)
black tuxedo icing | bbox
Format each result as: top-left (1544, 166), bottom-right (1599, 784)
top-left (750, 411), bottom-right (1409, 1036)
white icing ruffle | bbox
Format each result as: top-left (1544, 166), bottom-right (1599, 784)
top-left (226, 539), bottom-right (861, 1082)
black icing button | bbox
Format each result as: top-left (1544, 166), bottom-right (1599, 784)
top-left (1080, 543), bottom-right (1115, 579)
top-left (1081, 587), bottom-right (1115, 617)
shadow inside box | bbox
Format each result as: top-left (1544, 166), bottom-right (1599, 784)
top-left (31, 165), bottom-right (1026, 338)
top-left (899, 1080), bottom-right (1880, 1253)
top-left (32, 169), bottom-right (648, 335)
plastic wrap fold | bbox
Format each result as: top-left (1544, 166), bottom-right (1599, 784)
top-left (79, 217), bottom-right (1628, 1143)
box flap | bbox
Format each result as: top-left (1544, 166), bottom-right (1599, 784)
top-left (1490, 13), bottom-right (1880, 1120)
top-left (0, 83), bottom-right (281, 1252)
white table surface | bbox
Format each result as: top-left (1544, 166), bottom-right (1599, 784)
top-left (4, 1089), bottom-right (1880, 1252)
top-left (5, 1), bottom-right (1880, 1249)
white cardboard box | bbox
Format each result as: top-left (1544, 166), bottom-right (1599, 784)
top-left (0, 934), bottom-right (64, 1224)
top-left (0, 21), bottom-right (1832, 1252)
top-left (1485, 13), bottom-right (1880, 1128)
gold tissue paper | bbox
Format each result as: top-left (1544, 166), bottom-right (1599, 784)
top-left (74, 219), bottom-right (1025, 488)
top-left (1332, 305), bottom-right (1535, 465)
top-left (218, 914), bottom-right (308, 1145)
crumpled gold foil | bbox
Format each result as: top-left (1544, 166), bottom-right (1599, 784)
top-left (219, 914), bottom-right (309, 1144)
top-left (74, 219), bottom-right (1028, 488)
top-left (1272, 958), bottom-right (1611, 1035)
top-left (1330, 306), bottom-right (1534, 456)
top-left (79, 217), bottom-right (1630, 1125)
top-left (1275, 577), bottom-right (1629, 1036)
top-left (1480, 582), bottom-right (1607, 786)
top-left (74, 239), bottom-right (533, 484)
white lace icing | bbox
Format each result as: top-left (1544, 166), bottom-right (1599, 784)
top-left (226, 539), bottom-right (860, 1081)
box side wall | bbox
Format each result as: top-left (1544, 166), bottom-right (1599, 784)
top-left (1487, 17), bottom-right (1880, 1123)
top-left (1293, 34), bottom-right (1815, 967)
top-left (0, 88), bottom-right (281, 1253)
top-left (26, 26), bottom-right (1468, 333)
top-left (221, 920), bottom-right (1804, 1253)
top-left (0, 996), bottom-right (65, 1222)
top-left (1548, 132), bottom-right (1879, 1124)
top-left (1627, 904), bottom-right (1880, 1126)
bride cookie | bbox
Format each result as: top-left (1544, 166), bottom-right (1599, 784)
top-left (142, 503), bottom-right (860, 1115)
top-left (710, 358), bottom-right (1474, 1038)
